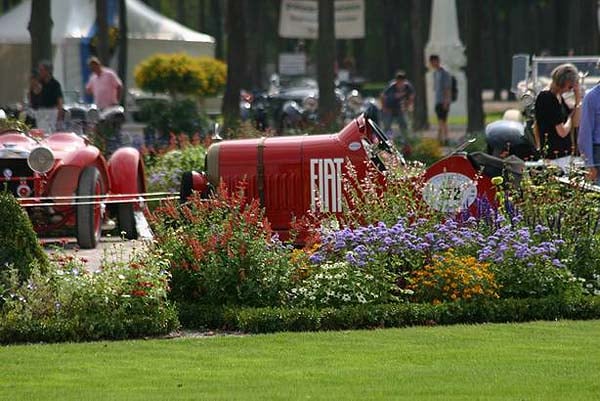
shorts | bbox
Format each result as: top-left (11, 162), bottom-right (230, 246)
top-left (435, 103), bottom-right (449, 120)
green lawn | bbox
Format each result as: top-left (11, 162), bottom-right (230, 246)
top-left (2, 320), bottom-right (599, 401)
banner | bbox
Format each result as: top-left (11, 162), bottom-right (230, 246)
top-left (278, 0), bottom-right (365, 39)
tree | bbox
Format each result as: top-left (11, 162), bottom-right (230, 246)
top-left (28, 0), bottom-right (52, 71)
top-left (118, 0), bottom-right (127, 104)
top-left (317, 0), bottom-right (337, 125)
top-left (95, 0), bottom-right (110, 64)
top-left (464, 0), bottom-right (484, 133)
top-left (409, 0), bottom-right (429, 131)
top-left (222, 0), bottom-right (246, 131)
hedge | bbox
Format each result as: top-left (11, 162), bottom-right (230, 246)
top-left (178, 296), bottom-right (600, 334)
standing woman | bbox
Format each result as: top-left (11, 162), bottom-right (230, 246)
top-left (534, 63), bottom-right (581, 159)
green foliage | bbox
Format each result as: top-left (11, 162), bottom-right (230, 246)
top-left (405, 137), bottom-right (444, 166)
top-left (139, 98), bottom-right (210, 137)
top-left (0, 117), bottom-right (30, 133)
top-left (134, 53), bottom-right (226, 97)
top-left (146, 143), bottom-right (207, 194)
top-left (0, 191), bottom-right (48, 285)
top-left (148, 182), bottom-right (294, 307)
top-left (178, 296), bottom-right (600, 333)
top-left (0, 252), bottom-right (179, 344)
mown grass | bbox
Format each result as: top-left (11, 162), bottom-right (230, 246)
top-left (2, 320), bottom-right (599, 400)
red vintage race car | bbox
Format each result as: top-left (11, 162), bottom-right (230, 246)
top-left (180, 115), bottom-right (520, 238)
top-left (0, 127), bottom-right (146, 248)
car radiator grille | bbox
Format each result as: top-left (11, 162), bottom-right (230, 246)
top-left (0, 159), bottom-right (35, 197)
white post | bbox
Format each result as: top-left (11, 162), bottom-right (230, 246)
top-left (425, 0), bottom-right (467, 118)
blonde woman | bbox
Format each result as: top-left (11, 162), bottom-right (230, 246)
top-left (534, 63), bottom-right (581, 159)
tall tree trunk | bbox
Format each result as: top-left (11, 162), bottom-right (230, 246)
top-left (96, 0), bottom-right (110, 64)
top-left (197, 0), bottom-right (205, 31)
top-left (465, 0), bottom-right (484, 134)
top-left (317, 0), bottom-right (336, 125)
top-left (28, 0), bottom-right (52, 71)
top-left (210, 0), bottom-right (224, 60)
top-left (176, 0), bottom-right (185, 25)
top-left (409, 0), bottom-right (428, 131)
top-left (118, 0), bottom-right (127, 104)
top-left (222, 0), bottom-right (245, 131)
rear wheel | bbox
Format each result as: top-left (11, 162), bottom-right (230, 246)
top-left (76, 166), bottom-right (104, 249)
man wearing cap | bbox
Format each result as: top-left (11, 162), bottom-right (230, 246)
top-left (380, 70), bottom-right (415, 143)
top-left (85, 56), bottom-right (123, 109)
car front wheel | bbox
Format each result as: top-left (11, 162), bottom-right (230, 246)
top-left (76, 166), bottom-right (105, 249)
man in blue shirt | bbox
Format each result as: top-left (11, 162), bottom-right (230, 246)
top-left (577, 84), bottom-right (600, 182)
top-left (380, 71), bottom-right (414, 143)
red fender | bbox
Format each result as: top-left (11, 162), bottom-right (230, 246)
top-left (48, 147), bottom-right (109, 198)
top-left (108, 147), bottom-right (146, 196)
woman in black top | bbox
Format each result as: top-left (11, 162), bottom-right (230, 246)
top-left (534, 63), bottom-right (581, 159)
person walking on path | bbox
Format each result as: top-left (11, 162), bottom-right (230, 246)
top-left (429, 54), bottom-right (452, 145)
top-left (380, 70), bottom-right (415, 143)
top-left (86, 56), bottom-right (123, 110)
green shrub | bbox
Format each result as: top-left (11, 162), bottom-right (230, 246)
top-left (146, 144), bottom-right (207, 193)
top-left (140, 98), bottom-right (210, 138)
top-left (0, 251), bottom-right (179, 344)
top-left (148, 182), bottom-right (294, 307)
top-left (0, 191), bottom-right (48, 284)
top-left (178, 296), bottom-right (600, 334)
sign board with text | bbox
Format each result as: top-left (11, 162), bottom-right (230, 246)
top-left (279, 0), bottom-right (365, 39)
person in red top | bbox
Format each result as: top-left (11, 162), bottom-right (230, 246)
top-left (85, 56), bottom-right (122, 109)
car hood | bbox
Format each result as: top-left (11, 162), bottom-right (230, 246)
top-left (0, 131), bottom-right (88, 159)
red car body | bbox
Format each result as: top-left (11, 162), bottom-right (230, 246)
top-left (0, 129), bottom-right (145, 248)
top-left (183, 116), bottom-right (506, 239)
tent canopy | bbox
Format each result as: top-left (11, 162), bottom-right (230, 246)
top-left (0, 0), bottom-right (215, 105)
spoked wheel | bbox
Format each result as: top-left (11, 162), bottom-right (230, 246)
top-left (117, 171), bottom-right (143, 240)
top-left (76, 166), bottom-right (105, 249)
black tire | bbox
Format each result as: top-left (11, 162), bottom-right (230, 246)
top-left (76, 166), bottom-right (104, 249)
top-left (117, 171), bottom-right (142, 240)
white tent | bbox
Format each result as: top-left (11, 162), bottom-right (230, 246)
top-left (0, 0), bottom-right (215, 105)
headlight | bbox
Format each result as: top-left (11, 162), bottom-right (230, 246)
top-left (302, 96), bottom-right (318, 113)
top-left (27, 146), bottom-right (55, 173)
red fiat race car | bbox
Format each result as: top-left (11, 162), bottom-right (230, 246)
top-left (0, 127), bottom-right (146, 248)
top-left (180, 115), bottom-right (516, 237)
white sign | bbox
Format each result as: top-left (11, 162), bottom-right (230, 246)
top-left (279, 0), bottom-right (365, 39)
top-left (422, 172), bottom-right (478, 213)
top-left (279, 53), bottom-right (307, 75)
top-left (310, 158), bottom-right (344, 213)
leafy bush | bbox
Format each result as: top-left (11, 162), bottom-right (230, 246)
top-left (146, 141), bottom-right (207, 193)
top-left (134, 53), bottom-right (226, 97)
top-left (405, 137), bottom-right (443, 166)
top-left (0, 191), bottom-right (48, 285)
top-left (0, 251), bottom-right (179, 343)
top-left (408, 249), bottom-right (499, 304)
top-left (0, 116), bottom-right (30, 132)
top-left (178, 296), bottom-right (600, 333)
top-left (139, 98), bottom-right (210, 139)
top-left (148, 182), bottom-right (294, 307)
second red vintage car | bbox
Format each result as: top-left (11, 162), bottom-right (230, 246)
top-left (0, 127), bottom-right (146, 248)
top-left (180, 115), bottom-right (517, 239)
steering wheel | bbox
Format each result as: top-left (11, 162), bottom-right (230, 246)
top-left (366, 118), bottom-right (406, 165)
